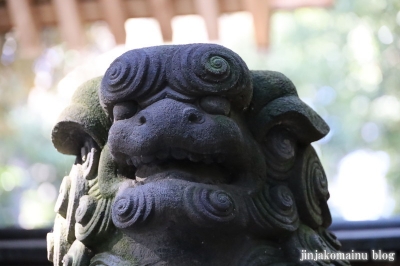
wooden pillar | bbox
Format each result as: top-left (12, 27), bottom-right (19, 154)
top-left (99, 0), bottom-right (126, 44)
top-left (194, 0), bottom-right (220, 41)
top-left (148, 0), bottom-right (174, 42)
top-left (244, 0), bottom-right (272, 49)
top-left (6, 0), bottom-right (41, 58)
top-left (52, 0), bottom-right (85, 50)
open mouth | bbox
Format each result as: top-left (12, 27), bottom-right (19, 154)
top-left (120, 148), bottom-right (233, 185)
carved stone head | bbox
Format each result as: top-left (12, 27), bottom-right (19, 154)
top-left (48, 44), bottom-right (348, 266)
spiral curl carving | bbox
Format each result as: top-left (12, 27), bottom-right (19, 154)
top-left (167, 44), bottom-right (252, 109)
top-left (75, 196), bottom-right (96, 225)
top-left (318, 227), bottom-right (342, 251)
top-left (318, 228), bottom-right (351, 266)
top-left (62, 240), bottom-right (92, 266)
top-left (100, 49), bottom-right (165, 111)
top-left (111, 187), bottom-right (154, 229)
top-left (283, 224), bottom-right (351, 266)
top-left (290, 146), bottom-right (331, 228)
top-left (75, 196), bottom-right (114, 247)
top-left (54, 176), bottom-right (71, 218)
top-left (314, 166), bottom-right (329, 199)
top-left (295, 227), bottom-right (330, 266)
top-left (183, 186), bottom-right (236, 226)
top-left (263, 128), bottom-right (297, 180)
top-left (250, 185), bottom-right (299, 235)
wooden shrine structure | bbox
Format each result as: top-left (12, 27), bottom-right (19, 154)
top-left (0, 0), bottom-right (333, 57)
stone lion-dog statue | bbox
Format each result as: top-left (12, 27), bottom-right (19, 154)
top-left (47, 43), bottom-right (348, 266)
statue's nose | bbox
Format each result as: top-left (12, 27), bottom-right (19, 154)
top-left (109, 99), bottom-right (207, 158)
top-left (133, 99), bottom-right (205, 129)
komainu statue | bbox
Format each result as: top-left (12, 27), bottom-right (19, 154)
top-left (48, 44), bottom-right (349, 266)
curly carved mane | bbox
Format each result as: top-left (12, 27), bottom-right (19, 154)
top-left (48, 44), bottom-right (347, 266)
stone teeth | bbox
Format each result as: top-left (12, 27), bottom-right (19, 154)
top-left (188, 153), bottom-right (202, 162)
top-left (215, 154), bottom-right (225, 164)
top-left (136, 176), bottom-right (147, 182)
top-left (171, 148), bottom-right (188, 160)
top-left (130, 150), bottom-right (224, 167)
top-left (141, 155), bottom-right (155, 164)
top-left (131, 157), bottom-right (141, 167)
top-left (202, 155), bottom-right (213, 164)
top-left (156, 150), bottom-right (169, 160)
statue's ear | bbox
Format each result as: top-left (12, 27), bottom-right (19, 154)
top-left (247, 71), bottom-right (329, 144)
top-left (247, 71), bottom-right (332, 229)
top-left (52, 77), bottom-right (111, 157)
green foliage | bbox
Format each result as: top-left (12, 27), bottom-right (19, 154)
top-left (239, 0), bottom-right (400, 217)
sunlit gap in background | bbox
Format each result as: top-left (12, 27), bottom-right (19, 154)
top-left (1, 6), bottom-right (399, 228)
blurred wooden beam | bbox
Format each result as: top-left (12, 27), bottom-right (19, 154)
top-left (6, 0), bottom-right (41, 58)
top-left (243, 0), bottom-right (271, 49)
top-left (0, 0), bottom-right (335, 33)
top-left (99, 0), bottom-right (126, 44)
top-left (148, 0), bottom-right (174, 42)
top-left (0, 2), bottom-right (12, 33)
top-left (194, 0), bottom-right (220, 41)
top-left (52, 0), bottom-right (85, 50)
top-left (270, 0), bottom-right (334, 9)
top-left (79, 0), bottom-right (102, 22)
top-left (0, 0), bottom-right (336, 53)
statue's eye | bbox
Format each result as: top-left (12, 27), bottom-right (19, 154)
top-left (200, 96), bottom-right (231, 116)
top-left (113, 101), bottom-right (138, 121)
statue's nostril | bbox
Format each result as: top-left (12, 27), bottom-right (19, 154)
top-left (139, 116), bottom-right (146, 125)
top-left (188, 113), bottom-right (199, 123)
top-left (185, 110), bottom-right (204, 124)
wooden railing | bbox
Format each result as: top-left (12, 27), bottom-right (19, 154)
top-left (1, 219), bottom-right (400, 265)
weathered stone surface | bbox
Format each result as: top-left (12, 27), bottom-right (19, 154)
top-left (49, 43), bottom-right (348, 266)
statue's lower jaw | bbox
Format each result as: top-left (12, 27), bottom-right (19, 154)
top-left (110, 177), bottom-right (301, 265)
top-left (111, 178), bottom-right (248, 232)
top-left (111, 178), bottom-right (248, 264)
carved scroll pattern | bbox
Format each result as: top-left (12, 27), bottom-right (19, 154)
top-left (183, 187), bottom-right (237, 226)
top-left (111, 180), bottom-right (249, 233)
top-left (289, 146), bottom-right (331, 229)
top-left (262, 127), bottom-right (297, 181)
top-left (48, 143), bottom-right (115, 266)
top-left (167, 44), bottom-right (252, 108)
top-left (47, 215), bottom-right (70, 266)
top-left (62, 240), bottom-right (92, 266)
top-left (318, 228), bottom-right (350, 266)
top-left (284, 224), bottom-right (350, 266)
top-left (112, 186), bottom-right (154, 229)
top-left (249, 184), bottom-right (299, 236)
top-left (101, 48), bottom-right (166, 107)
top-left (75, 195), bottom-right (114, 247)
